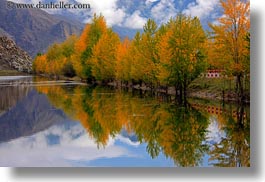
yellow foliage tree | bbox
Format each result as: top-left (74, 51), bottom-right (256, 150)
top-left (91, 29), bottom-right (120, 81)
top-left (210, 0), bottom-right (250, 100)
top-left (116, 37), bottom-right (131, 83)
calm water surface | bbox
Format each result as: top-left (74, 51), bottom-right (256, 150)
top-left (0, 76), bottom-right (250, 167)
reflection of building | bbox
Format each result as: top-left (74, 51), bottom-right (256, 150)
top-left (204, 69), bottom-right (224, 78)
top-left (191, 103), bottom-right (246, 119)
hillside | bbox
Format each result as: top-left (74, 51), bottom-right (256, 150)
top-left (0, 0), bottom-right (83, 57)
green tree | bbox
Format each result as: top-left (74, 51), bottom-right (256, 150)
top-left (210, 0), bottom-right (250, 101)
top-left (157, 15), bottom-right (207, 102)
top-left (141, 19), bottom-right (159, 87)
top-left (129, 20), bottom-right (159, 88)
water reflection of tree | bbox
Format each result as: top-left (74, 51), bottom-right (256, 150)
top-left (36, 84), bottom-right (249, 167)
top-left (84, 88), bottom-right (210, 166)
top-left (37, 85), bottom-right (210, 166)
top-left (131, 104), bottom-right (209, 167)
top-left (208, 104), bottom-right (250, 167)
top-left (83, 87), bottom-right (126, 147)
top-left (74, 86), bottom-right (112, 147)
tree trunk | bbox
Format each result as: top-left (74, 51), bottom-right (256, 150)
top-left (236, 74), bottom-right (244, 102)
top-left (183, 81), bottom-right (187, 105)
top-left (237, 104), bottom-right (245, 127)
top-left (175, 84), bottom-right (178, 102)
top-left (179, 83), bottom-right (183, 104)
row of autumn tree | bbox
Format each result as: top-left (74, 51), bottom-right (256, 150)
top-left (33, 0), bottom-right (250, 101)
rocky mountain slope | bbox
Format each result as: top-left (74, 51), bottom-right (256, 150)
top-left (0, 0), bottom-right (83, 57)
top-left (0, 36), bottom-right (32, 73)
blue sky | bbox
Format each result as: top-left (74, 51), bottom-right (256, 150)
top-left (10, 0), bottom-right (222, 29)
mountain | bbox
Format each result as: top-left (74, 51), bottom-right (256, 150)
top-left (36, 0), bottom-right (91, 24)
top-left (1, 0), bottom-right (222, 56)
top-left (0, 89), bottom-right (68, 143)
top-left (0, 0), bottom-right (83, 57)
top-left (3, 0), bottom-right (223, 45)
top-left (0, 28), bottom-right (13, 39)
top-left (0, 36), bottom-right (32, 73)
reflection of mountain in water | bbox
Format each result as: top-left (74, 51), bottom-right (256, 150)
top-left (0, 77), bottom-right (32, 114)
top-left (0, 90), bottom-right (67, 143)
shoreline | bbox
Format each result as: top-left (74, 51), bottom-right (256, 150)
top-left (106, 81), bottom-right (250, 104)
top-left (1, 72), bottom-right (249, 104)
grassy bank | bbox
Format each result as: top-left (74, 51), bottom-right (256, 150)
top-left (188, 77), bottom-right (250, 103)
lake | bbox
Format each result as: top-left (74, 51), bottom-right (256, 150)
top-left (0, 76), bottom-right (250, 167)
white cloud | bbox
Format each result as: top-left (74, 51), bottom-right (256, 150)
top-left (206, 117), bottom-right (226, 145)
top-left (116, 135), bottom-right (140, 146)
top-left (79, 0), bottom-right (127, 26)
top-left (145, 0), bottom-right (159, 6)
top-left (0, 122), bottom-right (138, 167)
top-left (0, 144), bottom-right (126, 167)
top-left (9, 0), bottom-right (220, 29)
top-left (124, 10), bottom-right (147, 29)
top-left (10, 0), bottom-right (127, 26)
top-left (183, 0), bottom-right (219, 19)
top-left (211, 14), bottom-right (226, 26)
top-left (150, 0), bottom-right (177, 25)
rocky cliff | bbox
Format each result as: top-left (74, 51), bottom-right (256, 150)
top-left (0, 36), bottom-right (32, 73)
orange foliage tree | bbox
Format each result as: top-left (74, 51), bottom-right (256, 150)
top-left (33, 35), bottom-right (77, 78)
top-left (72, 14), bottom-right (108, 81)
top-left (116, 37), bottom-right (131, 84)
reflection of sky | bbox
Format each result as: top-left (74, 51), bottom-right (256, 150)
top-left (201, 116), bottom-right (227, 167)
top-left (0, 76), bottom-right (32, 81)
top-left (0, 120), bottom-right (174, 167)
top-left (206, 117), bottom-right (226, 145)
top-left (0, 115), bottom-right (228, 167)
top-left (0, 77), bottom-right (230, 167)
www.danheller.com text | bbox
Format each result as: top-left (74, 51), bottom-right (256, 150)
top-left (6, 1), bottom-right (91, 9)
